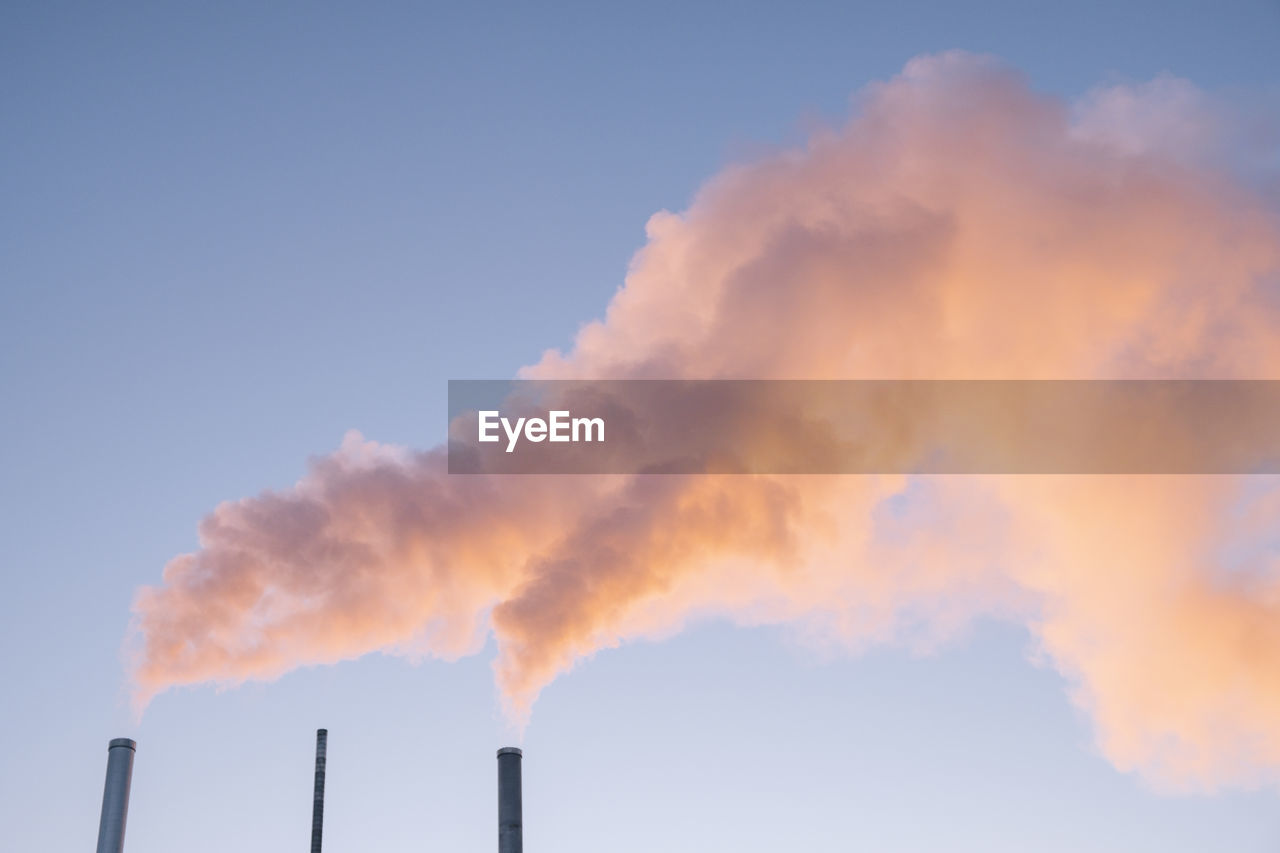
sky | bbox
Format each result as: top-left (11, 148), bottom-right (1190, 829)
top-left (3, 2), bottom-right (1280, 851)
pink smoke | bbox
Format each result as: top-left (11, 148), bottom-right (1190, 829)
top-left (131, 52), bottom-right (1280, 789)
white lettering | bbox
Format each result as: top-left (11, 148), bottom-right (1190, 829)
top-left (483, 411), bottom-right (604, 452)
top-left (478, 411), bottom-right (500, 443)
top-left (573, 416), bottom-right (605, 442)
top-left (502, 417), bottom-right (526, 453)
top-left (549, 410), bottom-right (570, 442)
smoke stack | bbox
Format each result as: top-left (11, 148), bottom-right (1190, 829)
top-left (95, 738), bottom-right (136, 853)
top-left (311, 729), bottom-right (328, 853)
top-left (497, 747), bottom-right (523, 853)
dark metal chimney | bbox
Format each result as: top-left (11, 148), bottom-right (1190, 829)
top-left (95, 737), bottom-right (136, 853)
top-left (311, 729), bottom-right (328, 853)
top-left (497, 747), bottom-right (523, 853)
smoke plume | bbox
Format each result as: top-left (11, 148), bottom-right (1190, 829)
top-left (131, 53), bottom-right (1280, 789)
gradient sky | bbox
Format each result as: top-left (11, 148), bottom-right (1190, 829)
top-left (3, 2), bottom-right (1280, 851)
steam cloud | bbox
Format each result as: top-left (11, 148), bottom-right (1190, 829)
top-left (131, 53), bottom-right (1280, 789)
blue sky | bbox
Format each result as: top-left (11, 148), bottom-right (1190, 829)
top-left (2, 2), bottom-right (1279, 850)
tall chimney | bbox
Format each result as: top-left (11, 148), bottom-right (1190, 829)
top-left (311, 729), bottom-right (328, 853)
top-left (95, 737), bottom-right (136, 853)
top-left (497, 747), bottom-right (523, 853)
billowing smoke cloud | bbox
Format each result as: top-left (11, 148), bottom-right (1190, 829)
top-left (131, 52), bottom-right (1280, 789)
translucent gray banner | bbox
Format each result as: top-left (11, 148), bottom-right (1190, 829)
top-left (447, 380), bottom-right (1280, 474)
